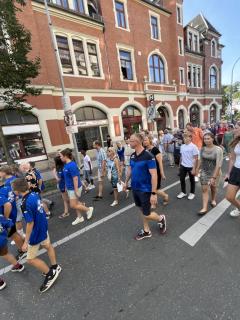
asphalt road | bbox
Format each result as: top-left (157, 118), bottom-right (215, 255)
top-left (1, 160), bottom-right (240, 320)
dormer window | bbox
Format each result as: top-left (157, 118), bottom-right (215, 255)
top-left (188, 31), bottom-right (199, 52)
top-left (211, 39), bottom-right (217, 57)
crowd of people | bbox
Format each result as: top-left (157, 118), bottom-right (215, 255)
top-left (0, 119), bottom-right (240, 294)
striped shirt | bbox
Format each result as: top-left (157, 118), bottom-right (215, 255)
top-left (97, 148), bottom-right (107, 169)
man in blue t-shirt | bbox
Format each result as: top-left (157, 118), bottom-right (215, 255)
top-left (124, 133), bottom-right (167, 240)
top-left (11, 178), bottom-right (62, 293)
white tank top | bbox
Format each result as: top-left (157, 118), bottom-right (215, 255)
top-left (234, 143), bottom-right (240, 169)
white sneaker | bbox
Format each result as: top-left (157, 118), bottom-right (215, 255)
top-left (72, 216), bottom-right (84, 225)
top-left (86, 207), bottom-right (94, 220)
top-left (110, 200), bottom-right (118, 207)
top-left (195, 176), bottom-right (199, 182)
top-left (188, 193), bottom-right (195, 200)
top-left (177, 192), bottom-right (187, 199)
top-left (230, 209), bottom-right (240, 217)
top-left (89, 184), bottom-right (95, 189)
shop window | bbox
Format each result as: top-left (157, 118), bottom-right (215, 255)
top-left (75, 107), bottom-right (107, 121)
top-left (0, 110), bottom-right (38, 125)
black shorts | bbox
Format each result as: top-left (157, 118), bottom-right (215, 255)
top-left (8, 225), bottom-right (17, 238)
top-left (132, 190), bottom-right (151, 216)
top-left (229, 166), bottom-right (240, 187)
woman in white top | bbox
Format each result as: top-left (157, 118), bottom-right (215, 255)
top-left (225, 135), bottom-right (240, 217)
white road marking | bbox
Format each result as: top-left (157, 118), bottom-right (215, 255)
top-left (179, 191), bottom-right (240, 247)
top-left (0, 180), bottom-right (181, 276)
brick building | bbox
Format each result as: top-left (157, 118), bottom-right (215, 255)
top-left (0, 0), bottom-right (224, 165)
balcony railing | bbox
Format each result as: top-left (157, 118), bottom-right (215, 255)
top-left (33, 0), bottom-right (104, 24)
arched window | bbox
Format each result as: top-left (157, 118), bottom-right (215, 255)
top-left (178, 109), bottom-right (184, 129)
top-left (211, 39), bottom-right (216, 57)
top-left (75, 106), bottom-right (107, 121)
top-left (210, 104), bottom-right (217, 123)
top-left (210, 67), bottom-right (217, 89)
top-left (190, 105), bottom-right (200, 127)
top-left (149, 54), bottom-right (165, 83)
top-left (121, 105), bottom-right (142, 138)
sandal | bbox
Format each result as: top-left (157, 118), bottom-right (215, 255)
top-left (163, 195), bottom-right (169, 206)
top-left (210, 201), bottom-right (217, 208)
top-left (59, 212), bottom-right (70, 219)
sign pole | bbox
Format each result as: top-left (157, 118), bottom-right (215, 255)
top-left (43, 0), bottom-right (81, 168)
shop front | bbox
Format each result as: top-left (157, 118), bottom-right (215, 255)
top-left (121, 105), bottom-right (142, 139)
top-left (74, 106), bottom-right (109, 150)
top-left (0, 110), bottom-right (47, 163)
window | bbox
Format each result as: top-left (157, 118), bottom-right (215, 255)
top-left (72, 39), bottom-right (88, 75)
top-left (56, 34), bottom-right (102, 78)
top-left (188, 65), bottom-right (192, 87)
top-left (176, 5), bottom-right (183, 24)
top-left (0, 110), bottom-right (38, 126)
top-left (149, 54), bottom-right (165, 83)
top-left (87, 43), bottom-right (100, 77)
top-left (187, 64), bottom-right (202, 88)
top-left (178, 110), bottom-right (184, 129)
top-left (56, 36), bottom-right (73, 74)
top-left (190, 105), bottom-right (200, 127)
top-left (193, 66), bottom-right (197, 87)
top-left (119, 50), bottom-right (133, 80)
top-left (189, 32), bottom-right (193, 51)
top-left (178, 37), bottom-right (184, 55)
top-left (151, 16), bottom-right (159, 40)
top-left (194, 34), bottom-right (198, 52)
top-left (55, 0), bottom-right (69, 8)
top-left (179, 68), bottom-right (185, 85)
top-left (75, 107), bottom-right (107, 121)
top-left (210, 66), bottom-right (217, 89)
top-left (211, 39), bottom-right (217, 57)
top-left (115, 1), bottom-right (126, 29)
top-left (73, 0), bottom-right (85, 13)
top-left (197, 67), bottom-right (201, 87)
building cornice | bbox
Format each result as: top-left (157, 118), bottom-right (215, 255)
top-left (134, 0), bottom-right (171, 16)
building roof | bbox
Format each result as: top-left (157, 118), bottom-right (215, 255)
top-left (141, 0), bottom-right (171, 15)
top-left (186, 13), bottom-right (222, 37)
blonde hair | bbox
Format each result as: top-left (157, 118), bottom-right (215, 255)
top-left (107, 147), bottom-right (116, 155)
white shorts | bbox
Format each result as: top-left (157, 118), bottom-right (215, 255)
top-left (67, 186), bottom-right (82, 200)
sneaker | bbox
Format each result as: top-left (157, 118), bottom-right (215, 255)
top-left (135, 229), bottom-right (152, 241)
top-left (188, 193), bottom-right (195, 200)
top-left (42, 265), bottom-right (62, 277)
top-left (93, 195), bottom-right (103, 201)
top-left (158, 215), bottom-right (167, 234)
top-left (230, 209), bottom-right (240, 217)
top-left (89, 184), bottom-right (95, 190)
top-left (86, 207), bottom-right (94, 220)
top-left (195, 176), bottom-right (199, 182)
top-left (0, 279), bottom-right (6, 291)
top-left (110, 200), bottom-right (118, 207)
top-left (177, 192), bottom-right (187, 199)
top-left (11, 263), bottom-right (25, 273)
top-left (39, 268), bottom-right (60, 293)
top-left (16, 251), bottom-right (27, 262)
top-left (72, 216), bottom-right (84, 225)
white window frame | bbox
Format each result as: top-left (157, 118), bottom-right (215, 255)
top-left (53, 0), bottom-right (89, 14)
top-left (54, 29), bottom-right (104, 79)
top-left (209, 64), bottom-right (219, 90)
top-left (178, 36), bottom-right (184, 56)
top-left (112, 0), bottom-right (130, 32)
top-left (179, 67), bottom-right (185, 85)
top-left (187, 63), bottom-right (202, 88)
top-left (149, 11), bottom-right (161, 42)
top-left (211, 38), bottom-right (217, 58)
top-left (176, 4), bottom-right (183, 25)
top-left (187, 28), bottom-right (199, 52)
top-left (116, 44), bottom-right (137, 82)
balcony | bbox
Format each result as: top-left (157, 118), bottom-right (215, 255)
top-left (33, 0), bottom-right (104, 25)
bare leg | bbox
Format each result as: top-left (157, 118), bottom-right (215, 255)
top-left (43, 202), bottom-right (50, 214)
top-left (70, 199), bottom-right (90, 217)
top-left (113, 189), bottom-right (118, 202)
top-left (43, 243), bottom-right (57, 266)
top-left (142, 211), bottom-right (163, 232)
top-left (11, 233), bottom-right (24, 251)
top-left (210, 186), bottom-right (217, 203)
top-left (61, 192), bottom-right (69, 214)
top-left (200, 185), bottom-right (209, 212)
top-left (157, 189), bottom-right (169, 203)
top-left (2, 253), bottom-right (18, 266)
top-left (98, 181), bottom-right (103, 197)
top-left (226, 184), bottom-right (240, 210)
top-left (27, 258), bottom-right (49, 274)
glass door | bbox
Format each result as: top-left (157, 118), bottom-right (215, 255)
top-left (99, 126), bottom-right (109, 148)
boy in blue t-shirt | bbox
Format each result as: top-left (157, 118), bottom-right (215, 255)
top-left (11, 178), bottom-right (62, 293)
top-left (0, 208), bottom-right (24, 291)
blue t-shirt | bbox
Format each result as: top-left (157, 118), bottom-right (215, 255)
top-left (0, 179), bottom-right (17, 224)
top-left (63, 161), bottom-right (82, 191)
top-left (57, 169), bottom-right (65, 192)
top-left (34, 168), bottom-right (45, 191)
top-left (117, 147), bottom-right (125, 162)
top-left (21, 192), bottom-right (48, 245)
top-left (0, 214), bottom-right (13, 248)
top-left (0, 195), bottom-right (9, 220)
top-left (130, 150), bottom-right (156, 192)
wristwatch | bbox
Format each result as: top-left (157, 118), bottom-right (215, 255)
top-left (151, 192), bottom-right (157, 195)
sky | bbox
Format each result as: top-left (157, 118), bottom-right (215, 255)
top-left (183, 0), bottom-right (240, 85)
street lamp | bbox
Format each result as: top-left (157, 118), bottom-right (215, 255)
top-left (230, 56), bottom-right (240, 123)
top-left (43, 0), bottom-right (81, 167)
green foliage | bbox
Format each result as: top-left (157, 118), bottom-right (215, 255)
top-left (222, 81), bottom-right (240, 115)
top-left (0, 0), bottom-right (41, 110)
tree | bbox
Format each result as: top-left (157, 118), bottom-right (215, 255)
top-left (0, 0), bottom-right (41, 164)
top-left (222, 81), bottom-right (240, 120)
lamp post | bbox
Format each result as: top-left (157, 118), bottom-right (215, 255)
top-left (230, 56), bottom-right (240, 123)
top-left (43, 0), bottom-right (81, 167)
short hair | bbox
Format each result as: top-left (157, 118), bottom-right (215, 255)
top-left (93, 140), bottom-right (102, 147)
top-left (183, 133), bottom-right (192, 139)
top-left (0, 165), bottom-right (13, 175)
top-left (60, 148), bottom-right (73, 160)
top-left (11, 178), bottom-right (29, 193)
top-left (29, 161), bottom-right (35, 168)
top-left (131, 133), bottom-right (143, 143)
